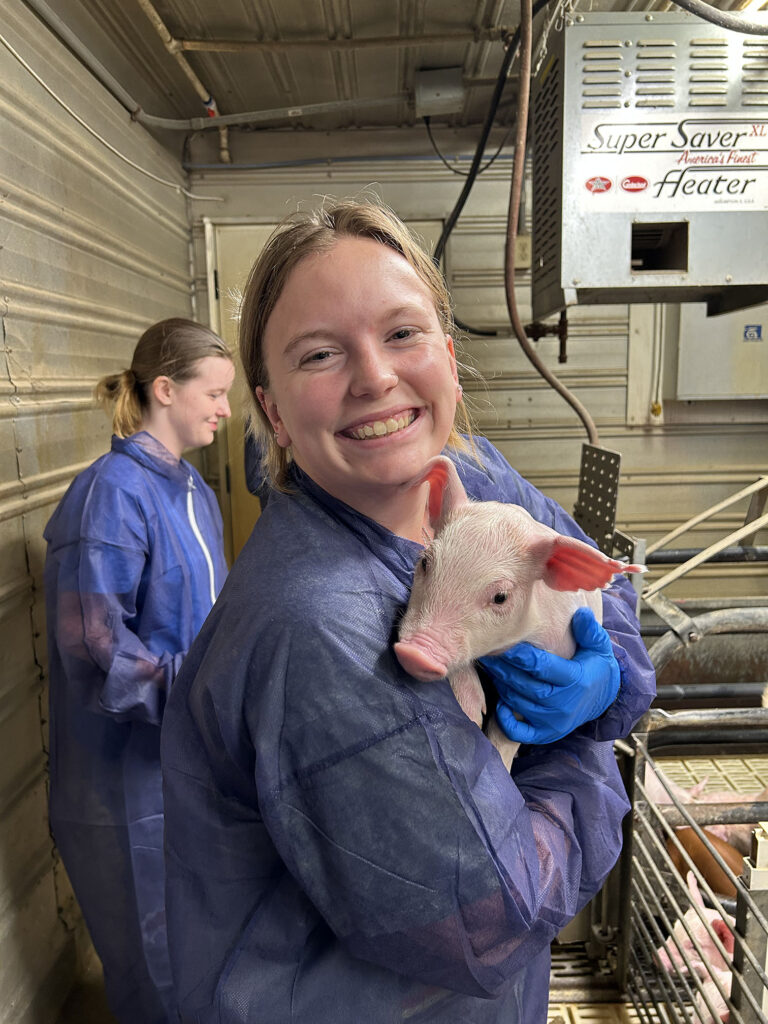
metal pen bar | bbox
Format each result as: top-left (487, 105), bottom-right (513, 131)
top-left (640, 706), bottom-right (768, 737)
top-left (633, 808), bottom-right (766, 1013)
top-left (643, 510), bottom-right (768, 598)
top-left (631, 879), bottom-right (701, 1021)
top-left (655, 683), bottom-right (768, 701)
top-left (646, 477), bottom-right (768, 555)
top-left (632, 831), bottom-right (741, 1017)
top-left (628, 916), bottom-right (702, 1024)
top-left (646, 547), bottom-right (768, 564)
top-left (632, 831), bottom-right (748, 1024)
top-left (636, 766), bottom-right (768, 955)
top-left (628, 942), bottom-right (688, 1024)
top-left (658, 802), bottom-right (768, 828)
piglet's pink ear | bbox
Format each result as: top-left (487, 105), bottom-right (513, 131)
top-left (541, 534), bottom-right (645, 592)
top-left (402, 455), bottom-right (468, 532)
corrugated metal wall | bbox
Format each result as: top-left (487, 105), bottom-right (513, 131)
top-left (187, 138), bottom-right (767, 602)
top-left (0, 1), bottom-right (192, 1020)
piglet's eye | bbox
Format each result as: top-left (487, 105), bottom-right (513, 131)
top-left (493, 592), bottom-right (508, 605)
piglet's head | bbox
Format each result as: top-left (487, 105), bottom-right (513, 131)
top-left (395, 455), bottom-right (645, 679)
top-left (405, 455), bottom-right (644, 591)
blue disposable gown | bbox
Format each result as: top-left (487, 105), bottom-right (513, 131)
top-left (44, 432), bottom-right (228, 1024)
top-left (162, 437), bottom-right (655, 1024)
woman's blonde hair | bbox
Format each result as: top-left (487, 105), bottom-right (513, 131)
top-left (239, 198), bottom-right (475, 491)
top-left (95, 318), bottom-right (231, 437)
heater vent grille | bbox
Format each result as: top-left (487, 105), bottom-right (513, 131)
top-left (532, 54), bottom-right (564, 293)
top-left (743, 38), bottom-right (768, 106)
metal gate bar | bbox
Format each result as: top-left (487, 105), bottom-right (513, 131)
top-left (637, 744), bottom-right (768, 979)
top-left (615, 710), bottom-right (768, 1023)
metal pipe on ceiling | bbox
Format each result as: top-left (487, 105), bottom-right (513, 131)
top-left (134, 0), bottom-right (231, 161)
top-left (174, 28), bottom-right (512, 54)
top-left (135, 0), bottom-right (216, 111)
top-left (23, 0), bottom-right (142, 116)
top-left (169, 93), bottom-right (411, 130)
top-left (21, 0), bottom-right (413, 139)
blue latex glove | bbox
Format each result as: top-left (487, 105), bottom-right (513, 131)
top-left (477, 606), bottom-right (621, 745)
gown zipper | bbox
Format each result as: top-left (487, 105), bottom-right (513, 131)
top-left (187, 475), bottom-right (216, 605)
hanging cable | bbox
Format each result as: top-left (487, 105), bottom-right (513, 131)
top-left (503, 0), bottom-right (601, 446)
top-left (453, 315), bottom-right (499, 337)
top-left (432, 0), bottom-right (551, 337)
top-left (423, 116), bottom-right (514, 177)
top-left (432, 0), bottom-right (551, 269)
top-left (0, 31), bottom-right (223, 201)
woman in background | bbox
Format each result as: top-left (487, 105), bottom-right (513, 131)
top-left (44, 318), bottom-right (234, 1023)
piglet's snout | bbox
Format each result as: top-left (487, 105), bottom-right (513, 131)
top-left (394, 641), bottom-right (448, 682)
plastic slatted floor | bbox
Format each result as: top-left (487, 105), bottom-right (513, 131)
top-left (654, 752), bottom-right (768, 795)
top-left (548, 1007), bottom-right (663, 1023)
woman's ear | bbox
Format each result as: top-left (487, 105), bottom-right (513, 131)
top-left (256, 386), bottom-right (291, 448)
top-left (445, 336), bottom-right (459, 387)
top-left (152, 376), bottom-right (173, 407)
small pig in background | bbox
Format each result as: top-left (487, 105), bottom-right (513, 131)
top-left (654, 871), bottom-right (735, 1024)
top-left (394, 455), bottom-right (645, 770)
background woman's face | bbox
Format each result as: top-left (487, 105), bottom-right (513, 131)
top-left (165, 356), bottom-right (234, 455)
top-left (257, 236), bottom-right (458, 512)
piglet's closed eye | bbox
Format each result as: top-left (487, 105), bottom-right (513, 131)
top-left (539, 534), bottom-right (646, 592)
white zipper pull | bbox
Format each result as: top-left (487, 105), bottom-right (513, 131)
top-left (186, 475), bottom-right (216, 605)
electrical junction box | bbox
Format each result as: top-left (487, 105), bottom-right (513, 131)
top-left (414, 68), bottom-right (465, 117)
top-left (531, 11), bottom-right (768, 321)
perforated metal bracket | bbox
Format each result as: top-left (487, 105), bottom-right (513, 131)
top-left (573, 443), bottom-right (622, 555)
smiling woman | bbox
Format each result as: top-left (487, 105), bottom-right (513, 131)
top-left (160, 201), bottom-right (656, 1024)
top-left (254, 236), bottom-right (460, 537)
top-left (238, 200), bottom-right (475, 503)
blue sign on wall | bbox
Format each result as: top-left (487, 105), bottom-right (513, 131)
top-left (743, 325), bottom-right (763, 342)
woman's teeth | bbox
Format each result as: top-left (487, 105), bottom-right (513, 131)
top-left (347, 412), bottom-right (415, 440)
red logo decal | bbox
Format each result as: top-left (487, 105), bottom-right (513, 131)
top-left (621, 175), bottom-right (649, 192)
top-left (585, 176), bottom-right (612, 193)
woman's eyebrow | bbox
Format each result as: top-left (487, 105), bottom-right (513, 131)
top-left (283, 304), bottom-right (431, 354)
top-left (283, 328), bottom-right (335, 355)
top-left (385, 304), bottom-right (427, 321)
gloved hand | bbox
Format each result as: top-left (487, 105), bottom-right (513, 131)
top-left (477, 606), bottom-right (621, 745)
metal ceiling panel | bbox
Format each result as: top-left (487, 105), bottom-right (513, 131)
top-left (36, 0), bottom-right (523, 131)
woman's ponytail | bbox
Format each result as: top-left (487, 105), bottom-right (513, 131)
top-left (94, 368), bottom-right (144, 437)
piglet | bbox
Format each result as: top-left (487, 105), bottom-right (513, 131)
top-left (655, 871), bottom-right (734, 1023)
top-left (394, 456), bottom-right (645, 770)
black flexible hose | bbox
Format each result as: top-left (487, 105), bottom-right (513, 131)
top-left (668, 0), bottom-right (768, 35)
top-left (432, 0), bottom-right (551, 270)
top-left (453, 314), bottom-right (498, 337)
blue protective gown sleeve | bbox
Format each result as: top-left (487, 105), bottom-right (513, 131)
top-left (162, 437), bottom-right (654, 1024)
top-left (73, 481), bottom-right (184, 725)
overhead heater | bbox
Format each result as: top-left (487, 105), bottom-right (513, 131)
top-left (531, 11), bottom-right (768, 320)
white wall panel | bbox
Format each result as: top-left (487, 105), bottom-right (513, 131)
top-left (0, 0), bottom-right (192, 1019)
